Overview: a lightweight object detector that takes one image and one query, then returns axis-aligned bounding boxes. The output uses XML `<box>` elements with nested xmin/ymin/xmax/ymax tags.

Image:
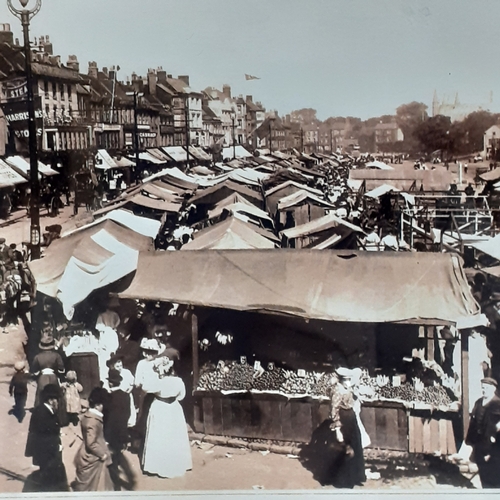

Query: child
<box><xmin>9</xmin><ymin>360</ymin><xmax>29</xmax><ymax>423</ymax></box>
<box><xmin>61</xmin><ymin>370</ymin><xmax>83</xmax><ymax>426</ymax></box>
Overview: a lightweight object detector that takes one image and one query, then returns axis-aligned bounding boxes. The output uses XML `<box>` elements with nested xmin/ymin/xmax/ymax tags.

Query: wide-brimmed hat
<box><xmin>42</xmin><ymin>384</ymin><xmax>60</xmax><ymax>400</ymax></box>
<box><xmin>106</xmin><ymin>354</ymin><xmax>124</xmax><ymax>368</ymax></box>
<box><xmin>481</xmin><ymin>377</ymin><xmax>498</xmax><ymax>388</ymax></box>
<box><xmin>107</xmin><ymin>368</ymin><xmax>123</xmax><ymax>386</ymax></box>
<box><xmin>39</xmin><ymin>335</ymin><xmax>56</xmax><ymax>350</ymax></box>
<box><xmin>140</xmin><ymin>338</ymin><xmax>161</xmax><ymax>352</ymax></box>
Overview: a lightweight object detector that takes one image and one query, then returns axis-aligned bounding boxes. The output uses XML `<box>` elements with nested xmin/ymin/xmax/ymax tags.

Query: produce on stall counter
<box><xmin>196</xmin><ymin>360</ymin><xmax>459</xmax><ymax>409</ymax></box>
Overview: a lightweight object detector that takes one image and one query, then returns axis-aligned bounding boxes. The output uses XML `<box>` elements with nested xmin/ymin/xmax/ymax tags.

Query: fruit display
<box><xmin>196</xmin><ymin>360</ymin><xmax>458</xmax><ymax>409</ymax></box>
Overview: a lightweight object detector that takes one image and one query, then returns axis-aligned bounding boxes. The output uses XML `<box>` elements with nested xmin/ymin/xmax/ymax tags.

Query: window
<box><xmin>53</xmin><ymin>105</ymin><xmax>57</xmax><ymax>120</ymax></box>
<box><xmin>44</xmin><ymin>80</ymin><xmax>49</xmax><ymax>98</ymax></box>
<box><xmin>59</xmin><ymin>84</ymin><xmax>64</xmax><ymax>99</ymax></box>
<box><xmin>67</xmin><ymin>84</ymin><xmax>72</xmax><ymax>99</ymax></box>
<box><xmin>52</xmin><ymin>82</ymin><xmax>57</xmax><ymax>98</ymax></box>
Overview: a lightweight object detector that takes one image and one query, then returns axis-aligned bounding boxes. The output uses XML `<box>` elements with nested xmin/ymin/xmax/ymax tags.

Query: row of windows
<box><xmin>43</xmin><ymin>80</ymin><xmax>73</xmax><ymax>101</ymax></box>
<box><xmin>46</xmin><ymin>130</ymin><xmax>88</xmax><ymax>151</ymax></box>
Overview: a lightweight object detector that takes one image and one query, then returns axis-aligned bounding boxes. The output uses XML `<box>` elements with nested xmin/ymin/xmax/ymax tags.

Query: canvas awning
<box><xmin>479</xmin><ymin>168</ymin><xmax>500</xmax><ymax>182</ymax></box>
<box><xmin>469</xmin><ymin>234</ymin><xmax>500</xmax><ymax>261</ymax></box>
<box><xmin>277</xmin><ymin>190</ymin><xmax>334</xmax><ymax>211</ymax></box>
<box><xmin>5</xmin><ymin>155</ymin><xmax>58</xmax><ymax>178</ymax></box>
<box><xmin>365</xmin><ymin>160</ymin><xmax>394</xmax><ymax>170</ymax></box>
<box><xmin>163</xmin><ymin>146</ymin><xmax>188</xmax><ymax>163</ymax></box>
<box><xmin>0</xmin><ymin>159</ymin><xmax>28</xmax><ymax>187</ymax></box>
<box><xmin>281</xmin><ymin>213</ymin><xmax>365</xmax><ymax>240</ymax></box>
<box><xmin>30</xmin><ymin>217</ymin><xmax>156</xmax><ymax>318</ymax></box>
<box><xmin>208</xmin><ymin>201</ymin><xmax>273</xmax><ymax>223</ymax></box>
<box><xmin>139</xmin><ymin>151</ymin><xmax>166</xmax><ymax>165</ymax></box>
<box><xmin>119</xmin><ymin>250</ymin><xmax>484</xmax><ymax>327</ymax></box>
<box><xmin>222</xmin><ymin>145</ymin><xmax>253</xmax><ymax>159</ymax></box>
<box><xmin>365</xmin><ymin>184</ymin><xmax>400</xmax><ymax>199</ymax></box>
<box><xmin>182</xmin><ymin>217</ymin><xmax>275</xmax><ymax>250</ymax></box>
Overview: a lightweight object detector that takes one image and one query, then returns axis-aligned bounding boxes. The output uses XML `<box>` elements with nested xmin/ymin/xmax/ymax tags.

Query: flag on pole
<box><xmin>245</xmin><ymin>74</ymin><xmax>260</xmax><ymax>81</ymax></box>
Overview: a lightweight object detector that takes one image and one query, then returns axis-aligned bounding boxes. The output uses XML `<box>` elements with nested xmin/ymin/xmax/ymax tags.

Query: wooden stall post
<box><xmin>192</xmin><ymin>311</ymin><xmax>199</xmax><ymax>390</ymax></box>
<box><xmin>461</xmin><ymin>329</ymin><xmax>470</xmax><ymax>439</ymax></box>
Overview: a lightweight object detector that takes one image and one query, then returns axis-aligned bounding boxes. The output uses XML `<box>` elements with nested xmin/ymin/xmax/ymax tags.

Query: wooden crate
<box><xmin>408</xmin><ymin>411</ymin><xmax>457</xmax><ymax>455</ymax></box>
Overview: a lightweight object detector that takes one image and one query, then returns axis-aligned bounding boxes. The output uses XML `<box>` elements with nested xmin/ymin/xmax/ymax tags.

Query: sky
<box><xmin>0</xmin><ymin>0</ymin><xmax>499</xmax><ymax>121</ymax></box>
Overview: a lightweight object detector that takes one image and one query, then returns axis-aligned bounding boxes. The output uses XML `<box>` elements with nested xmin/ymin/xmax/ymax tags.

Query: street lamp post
<box><xmin>126</xmin><ymin>90</ymin><xmax>143</xmax><ymax>183</ymax></box>
<box><xmin>230</xmin><ymin>110</ymin><xmax>236</xmax><ymax>160</ymax></box>
<box><xmin>7</xmin><ymin>0</ymin><xmax>42</xmax><ymax>260</ymax></box>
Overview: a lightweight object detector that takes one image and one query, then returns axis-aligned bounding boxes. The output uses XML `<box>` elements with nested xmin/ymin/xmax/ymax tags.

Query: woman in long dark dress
<box><xmin>326</xmin><ymin>368</ymin><xmax>366</xmax><ymax>488</ymax></box>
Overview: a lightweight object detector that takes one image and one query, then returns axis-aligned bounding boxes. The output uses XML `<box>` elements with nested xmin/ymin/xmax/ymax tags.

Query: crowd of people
<box><xmin>13</xmin><ymin>299</ymin><xmax>192</xmax><ymax>492</ymax></box>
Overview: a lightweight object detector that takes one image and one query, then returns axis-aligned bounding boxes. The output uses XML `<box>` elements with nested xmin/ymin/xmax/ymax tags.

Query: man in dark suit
<box><xmin>24</xmin><ymin>384</ymin><xmax>69</xmax><ymax>492</ymax></box>
<box><xmin>466</xmin><ymin>377</ymin><xmax>500</xmax><ymax>488</ymax></box>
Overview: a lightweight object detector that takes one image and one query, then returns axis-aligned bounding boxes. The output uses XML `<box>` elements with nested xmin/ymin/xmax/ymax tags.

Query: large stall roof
<box><xmin>469</xmin><ymin>234</ymin><xmax>500</xmax><ymax>261</ymax></box>
<box><xmin>162</xmin><ymin>146</ymin><xmax>188</xmax><ymax>163</ymax></box>
<box><xmin>190</xmin><ymin>180</ymin><xmax>262</xmax><ymax>206</ymax></box>
<box><xmin>182</xmin><ymin>217</ymin><xmax>275</xmax><ymax>250</ymax></box>
<box><xmin>222</xmin><ymin>145</ymin><xmax>253</xmax><ymax>159</ymax></box>
<box><xmin>119</xmin><ymin>250</ymin><xmax>483</xmax><ymax>327</ymax></box>
<box><xmin>479</xmin><ymin>168</ymin><xmax>500</xmax><ymax>182</ymax></box>
<box><xmin>277</xmin><ymin>190</ymin><xmax>334</xmax><ymax>211</ymax></box>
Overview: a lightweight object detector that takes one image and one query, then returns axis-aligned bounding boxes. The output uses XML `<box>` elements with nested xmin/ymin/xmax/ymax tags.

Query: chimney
<box><xmin>102</xmin><ymin>67</ymin><xmax>108</xmax><ymax>77</ymax></box>
<box><xmin>222</xmin><ymin>84</ymin><xmax>231</xmax><ymax>99</ymax></box>
<box><xmin>157</xmin><ymin>68</ymin><xmax>167</xmax><ymax>84</ymax></box>
<box><xmin>246</xmin><ymin>95</ymin><xmax>253</xmax><ymax>104</ymax></box>
<box><xmin>167</xmin><ymin>74</ymin><xmax>173</xmax><ymax>79</ymax></box>
<box><xmin>14</xmin><ymin>38</ymin><xmax>19</xmax><ymax>46</ymax></box>
<box><xmin>0</xmin><ymin>23</ymin><xmax>14</xmax><ymax>45</ymax></box>
<box><xmin>88</xmin><ymin>61</ymin><xmax>98</xmax><ymax>79</ymax></box>
<box><xmin>50</xmin><ymin>55</ymin><xmax>61</xmax><ymax>66</ymax></box>
<box><xmin>66</xmin><ymin>55</ymin><xmax>79</xmax><ymax>72</ymax></box>
<box><xmin>43</xmin><ymin>35</ymin><xmax>53</xmax><ymax>55</ymax></box>
<box><xmin>178</xmin><ymin>75</ymin><xmax>190</xmax><ymax>86</ymax></box>
<box><xmin>108</xmin><ymin>68</ymin><xmax>116</xmax><ymax>82</ymax></box>
<box><xmin>147</xmin><ymin>68</ymin><xmax>156</xmax><ymax>95</ymax></box>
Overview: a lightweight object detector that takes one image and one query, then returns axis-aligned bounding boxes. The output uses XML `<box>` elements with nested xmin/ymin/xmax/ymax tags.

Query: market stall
<box><xmin>119</xmin><ymin>249</ymin><xmax>486</xmax><ymax>454</ymax></box>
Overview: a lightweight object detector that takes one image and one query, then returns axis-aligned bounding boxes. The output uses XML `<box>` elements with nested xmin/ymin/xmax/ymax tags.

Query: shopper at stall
<box><xmin>32</xmin><ymin>329</ymin><xmax>65</xmax><ymax>407</ymax></box>
<box><xmin>24</xmin><ymin>384</ymin><xmax>69</xmax><ymax>492</ymax></box>
<box><xmin>325</xmin><ymin>368</ymin><xmax>366</xmax><ymax>488</ymax></box>
<box><xmin>95</xmin><ymin>320</ymin><xmax>119</xmax><ymax>384</ymax></box>
<box><xmin>141</xmin><ymin>356</ymin><xmax>192</xmax><ymax>478</ymax></box>
<box><xmin>469</xmin><ymin>330</ymin><xmax>493</xmax><ymax>410</ymax></box>
<box><xmin>132</xmin><ymin>338</ymin><xmax>162</xmax><ymax>454</ymax></box>
<box><xmin>104</xmin><ymin>369</ymin><xmax>136</xmax><ymax>491</ymax></box>
<box><xmin>72</xmin><ymin>387</ymin><xmax>113</xmax><ymax>492</ymax></box>
<box><xmin>465</xmin><ymin>377</ymin><xmax>500</xmax><ymax>488</ymax></box>
<box><xmin>105</xmin><ymin>354</ymin><xmax>136</xmax><ymax>428</ymax></box>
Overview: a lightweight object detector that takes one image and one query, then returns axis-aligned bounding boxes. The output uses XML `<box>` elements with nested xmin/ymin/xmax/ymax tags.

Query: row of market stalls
<box><xmin>24</xmin><ymin>147</ymin><xmax>497</xmax><ymax>456</ymax></box>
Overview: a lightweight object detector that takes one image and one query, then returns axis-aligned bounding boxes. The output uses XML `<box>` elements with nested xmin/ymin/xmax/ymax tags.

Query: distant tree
<box><xmin>290</xmin><ymin>108</ymin><xmax>317</xmax><ymax>125</ymax></box>
<box><xmin>459</xmin><ymin>111</ymin><xmax>497</xmax><ymax>153</ymax></box>
<box><xmin>358</xmin><ymin>132</ymin><xmax>375</xmax><ymax>153</ymax></box>
<box><xmin>414</xmin><ymin>115</ymin><xmax>452</xmax><ymax>155</ymax></box>
<box><xmin>396</xmin><ymin>101</ymin><xmax>428</xmax><ymax>152</ymax></box>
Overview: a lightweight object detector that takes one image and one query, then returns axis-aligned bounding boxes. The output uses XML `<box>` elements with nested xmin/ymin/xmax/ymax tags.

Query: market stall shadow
<box><xmin>298</xmin><ymin>419</ymin><xmax>349</xmax><ymax>487</ymax></box>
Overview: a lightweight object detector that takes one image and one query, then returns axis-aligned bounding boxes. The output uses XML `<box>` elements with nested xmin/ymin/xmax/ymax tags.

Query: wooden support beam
<box><xmin>192</xmin><ymin>311</ymin><xmax>199</xmax><ymax>391</ymax></box>
<box><xmin>461</xmin><ymin>329</ymin><xmax>470</xmax><ymax>440</ymax></box>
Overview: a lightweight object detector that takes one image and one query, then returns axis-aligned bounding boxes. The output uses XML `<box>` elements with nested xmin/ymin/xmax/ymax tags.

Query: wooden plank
<box><xmin>438</xmin><ymin>417</ymin><xmax>448</xmax><ymax>455</ymax></box>
<box><xmin>211</xmin><ymin>396</ymin><xmax>224</xmax><ymax>435</ymax></box>
<box><xmin>238</xmin><ymin>398</ymin><xmax>253</xmax><ymax>438</ymax></box>
<box><xmin>202</xmin><ymin>397</ymin><xmax>214</xmax><ymax>435</ymax></box>
<box><xmin>374</xmin><ymin>406</ymin><xmax>390</xmax><ymax>448</ymax></box>
<box><xmin>412</xmin><ymin>416</ymin><xmax>424</xmax><ymax>453</ymax></box>
<box><xmin>430</xmin><ymin>418</ymin><xmax>440</xmax><ymax>454</ymax></box>
<box><xmin>280</xmin><ymin>400</ymin><xmax>293</xmax><ymax>441</ymax></box>
<box><xmin>221</xmin><ymin>397</ymin><xmax>233</xmax><ymax>435</ymax></box>
<box><xmin>397</xmin><ymin>407</ymin><xmax>408</xmax><ymax>451</ymax></box>
<box><xmin>423</xmin><ymin>418</ymin><xmax>432</xmax><ymax>453</ymax></box>
<box><xmin>253</xmin><ymin>399</ymin><xmax>279</xmax><ymax>440</ymax></box>
<box><xmin>290</xmin><ymin>401</ymin><xmax>312</xmax><ymax>443</ymax></box>
<box><xmin>447</xmin><ymin>417</ymin><xmax>457</xmax><ymax>455</ymax></box>
<box><xmin>360</xmin><ymin>407</ymin><xmax>377</xmax><ymax>448</ymax></box>
<box><xmin>408</xmin><ymin>414</ymin><xmax>415</xmax><ymax>453</ymax></box>
<box><xmin>193</xmin><ymin>398</ymin><xmax>204</xmax><ymax>434</ymax></box>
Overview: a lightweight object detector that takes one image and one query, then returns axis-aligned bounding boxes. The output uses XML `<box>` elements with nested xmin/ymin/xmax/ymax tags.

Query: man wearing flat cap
<box><xmin>24</xmin><ymin>384</ymin><xmax>69</xmax><ymax>491</ymax></box>
<box><xmin>465</xmin><ymin>377</ymin><xmax>500</xmax><ymax>488</ymax></box>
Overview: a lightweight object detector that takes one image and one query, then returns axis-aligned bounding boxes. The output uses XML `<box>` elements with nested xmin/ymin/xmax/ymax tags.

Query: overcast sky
<box><xmin>1</xmin><ymin>0</ymin><xmax>499</xmax><ymax>120</ymax></box>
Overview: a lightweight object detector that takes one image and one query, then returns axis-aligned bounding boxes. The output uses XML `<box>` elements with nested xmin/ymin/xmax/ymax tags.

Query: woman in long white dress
<box><xmin>141</xmin><ymin>356</ymin><xmax>192</xmax><ymax>478</ymax></box>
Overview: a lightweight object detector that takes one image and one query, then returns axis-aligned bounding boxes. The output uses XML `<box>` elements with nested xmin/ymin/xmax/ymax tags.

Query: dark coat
<box><xmin>466</xmin><ymin>394</ymin><xmax>500</xmax><ymax>488</ymax></box>
<box><xmin>25</xmin><ymin>403</ymin><xmax>61</xmax><ymax>466</ymax></box>
<box><xmin>104</xmin><ymin>389</ymin><xmax>131</xmax><ymax>451</ymax></box>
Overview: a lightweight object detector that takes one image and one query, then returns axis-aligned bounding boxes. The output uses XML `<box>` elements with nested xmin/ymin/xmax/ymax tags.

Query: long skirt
<box><xmin>73</xmin><ymin>450</ymin><xmax>113</xmax><ymax>491</ymax></box>
<box><xmin>141</xmin><ymin>398</ymin><xmax>192</xmax><ymax>478</ymax></box>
